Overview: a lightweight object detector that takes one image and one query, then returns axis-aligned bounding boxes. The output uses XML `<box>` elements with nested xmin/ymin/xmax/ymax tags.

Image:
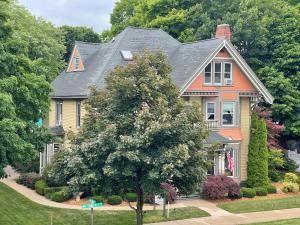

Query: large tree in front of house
<box><xmin>68</xmin><ymin>50</ymin><xmax>208</xmax><ymax>225</ymax></box>
<box><xmin>247</xmin><ymin>113</ymin><xmax>269</xmax><ymax>187</ymax></box>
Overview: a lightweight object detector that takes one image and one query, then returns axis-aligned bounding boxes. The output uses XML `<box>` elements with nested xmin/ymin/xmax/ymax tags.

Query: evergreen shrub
<box><xmin>241</xmin><ymin>188</ymin><xmax>256</xmax><ymax>198</ymax></box>
<box><xmin>35</xmin><ymin>180</ymin><xmax>48</xmax><ymax>195</ymax></box>
<box><xmin>107</xmin><ymin>195</ymin><xmax>122</xmax><ymax>205</ymax></box>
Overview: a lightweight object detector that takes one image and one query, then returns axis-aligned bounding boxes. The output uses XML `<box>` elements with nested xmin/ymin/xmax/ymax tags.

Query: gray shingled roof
<box><xmin>51</xmin><ymin>27</ymin><xmax>224</xmax><ymax>98</ymax></box>
<box><xmin>205</xmin><ymin>131</ymin><xmax>232</xmax><ymax>144</ymax></box>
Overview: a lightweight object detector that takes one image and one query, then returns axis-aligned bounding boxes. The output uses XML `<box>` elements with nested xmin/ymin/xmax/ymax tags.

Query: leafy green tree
<box><xmin>0</xmin><ymin>1</ymin><xmax>63</xmax><ymax>177</ymax></box>
<box><xmin>247</xmin><ymin>113</ymin><xmax>269</xmax><ymax>187</ymax></box>
<box><xmin>61</xmin><ymin>50</ymin><xmax>208</xmax><ymax>225</ymax></box>
<box><xmin>60</xmin><ymin>26</ymin><xmax>101</xmax><ymax>62</ymax></box>
<box><xmin>106</xmin><ymin>0</ymin><xmax>300</xmax><ymax>139</ymax></box>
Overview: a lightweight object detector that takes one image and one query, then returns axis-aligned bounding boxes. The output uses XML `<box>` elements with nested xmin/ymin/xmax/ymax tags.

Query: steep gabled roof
<box><xmin>51</xmin><ymin>27</ymin><xmax>273</xmax><ymax>103</ymax></box>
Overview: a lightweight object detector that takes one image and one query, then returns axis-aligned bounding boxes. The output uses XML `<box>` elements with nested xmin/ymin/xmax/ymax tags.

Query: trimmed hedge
<box><xmin>17</xmin><ymin>173</ymin><xmax>41</xmax><ymax>189</ymax></box>
<box><xmin>125</xmin><ymin>193</ymin><xmax>137</xmax><ymax>202</ymax></box>
<box><xmin>254</xmin><ymin>187</ymin><xmax>268</xmax><ymax>196</ymax></box>
<box><xmin>241</xmin><ymin>188</ymin><xmax>256</xmax><ymax>198</ymax></box>
<box><xmin>44</xmin><ymin>187</ymin><xmax>64</xmax><ymax>195</ymax></box>
<box><xmin>107</xmin><ymin>195</ymin><xmax>122</xmax><ymax>205</ymax></box>
<box><xmin>49</xmin><ymin>187</ymin><xmax>72</xmax><ymax>202</ymax></box>
<box><xmin>35</xmin><ymin>180</ymin><xmax>48</xmax><ymax>195</ymax></box>
<box><xmin>267</xmin><ymin>185</ymin><xmax>277</xmax><ymax>194</ymax></box>
<box><xmin>92</xmin><ymin>195</ymin><xmax>105</xmax><ymax>203</ymax></box>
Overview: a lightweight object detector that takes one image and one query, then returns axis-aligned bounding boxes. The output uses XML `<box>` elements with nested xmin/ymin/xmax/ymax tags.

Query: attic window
<box><xmin>74</xmin><ymin>56</ymin><xmax>80</xmax><ymax>70</ymax></box>
<box><xmin>121</xmin><ymin>50</ymin><xmax>133</xmax><ymax>61</ymax></box>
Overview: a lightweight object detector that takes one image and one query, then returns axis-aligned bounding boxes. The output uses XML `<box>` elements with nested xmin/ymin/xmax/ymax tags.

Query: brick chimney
<box><xmin>215</xmin><ymin>24</ymin><xmax>231</xmax><ymax>41</ymax></box>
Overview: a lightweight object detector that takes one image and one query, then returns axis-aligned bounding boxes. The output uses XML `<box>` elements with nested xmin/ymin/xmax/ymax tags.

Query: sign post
<box><xmin>82</xmin><ymin>199</ymin><xmax>104</xmax><ymax>225</ymax></box>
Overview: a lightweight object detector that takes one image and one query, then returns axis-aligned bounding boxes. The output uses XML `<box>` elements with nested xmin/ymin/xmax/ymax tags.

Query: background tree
<box><xmin>105</xmin><ymin>0</ymin><xmax>300</xmax><ymax>141</ymax></box>
<box><xmin>60</xmin><ymin>26</ymin><xmax>101</xmax><ymax>62</ymax></box>
<box><xmin>247</xmin><ymin>113</ymin><xmax>269</xmax><ymax>187</ymax></box>
<box><xmin>57</xmin><ymin>50</ymin><xmax>208</xmax><ymax>225</ymax></box>
<box><xmin>0</xmin><ymin>0</ymin><xmax>64</xmax><ymax>177</ymax></box>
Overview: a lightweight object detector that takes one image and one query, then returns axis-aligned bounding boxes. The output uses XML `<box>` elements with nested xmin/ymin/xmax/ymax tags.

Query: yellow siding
<box><xmin>62</xmin><ymin>100</ymin><xmax>77</xmax><ymax>133</ymax></box>
<box><xmin>240</xmin><ymin>97</ymin><xmax>251</xmax><ymax>181</ymax></box>
<box><xmin>188</xmin><ymin>96</ymin><xmax>202</xmax><ymax>108</ymax></box>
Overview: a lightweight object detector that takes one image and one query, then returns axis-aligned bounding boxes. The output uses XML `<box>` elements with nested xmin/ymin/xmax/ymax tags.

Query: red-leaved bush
<box><xmin>202</xmin><ymin>175</ymin><xmax>240</xmax><ymax>200</ymax></box>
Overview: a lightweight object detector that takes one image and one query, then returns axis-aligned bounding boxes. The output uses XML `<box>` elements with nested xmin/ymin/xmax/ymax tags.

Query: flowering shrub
<box><xmin>282</xmin><ymin>182</ymin><xmax>299</xmax><ymax>193</ymax></box>
<box><xmin>202</xmin><ymin>175</ymin><xmax>240</xmax><ymax>200</ymax></box>
<box><xmin>284</xmin><ymin>173</ymin><xmax>298</xmax><ymax>183</ymax></box>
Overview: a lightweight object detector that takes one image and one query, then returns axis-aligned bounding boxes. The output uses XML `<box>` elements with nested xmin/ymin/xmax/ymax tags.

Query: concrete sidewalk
<box><xmin>2</xmin><ymin>167</ymin><xmax>300</xmax><ymax>225</ymax></box>
<box><xmin>149</xmin><ymin>199</ymin><xmax>300</xmax><ymax>225</ymax></box>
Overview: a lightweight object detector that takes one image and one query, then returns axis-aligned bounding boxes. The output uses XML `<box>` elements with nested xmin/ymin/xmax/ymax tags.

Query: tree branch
<box><xmin>127</xmin><ymin>200</ymin><xmax>137</xmax><ymax>212</ymax></box>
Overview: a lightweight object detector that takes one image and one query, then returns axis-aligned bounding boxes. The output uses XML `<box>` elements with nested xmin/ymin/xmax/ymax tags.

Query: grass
<box><xmin>0</xmin><ymin>182</ymin><xmax>209</xmax><ymax>225</ymax></box>
<box><xmin>247</xmin><ymin>218</ymin><xmax>300</xmax><ymax>225</ymax></box>
<box><xmin>218</xmin><ymin>195</ymin><xmax>300</xmax><ymax>213</ymax></box>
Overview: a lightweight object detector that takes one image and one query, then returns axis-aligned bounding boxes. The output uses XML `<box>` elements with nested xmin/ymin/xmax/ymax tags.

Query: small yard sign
<box><xmin>82</xmin><ymin>199</ymin><xmax>103</xmax><ymax>225</ymax></box>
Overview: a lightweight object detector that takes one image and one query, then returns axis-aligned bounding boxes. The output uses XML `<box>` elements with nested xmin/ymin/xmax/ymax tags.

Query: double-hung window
<box><xmin>224</xmin><ymin>62</ymin><xmax>232</xmax><ymax>85</ymax></box>
<box><xmin>204</xmin><ymin>61</ymin><xmax>233</xmax><ymax>85</ymax></box>
<box><xmin>222</xmin><ymin>102</ymin><xmax>235</xmax><ymax>125</ymax></box>
<box><xmin>56</xmin><ymin>101</ymin><xmax>63</xmax><ymax>126</ymax></box>
<box><xmin>206</xmin><ymin>102</ymin><xmax>216</xmax><ymax>121</ymax></box>
<box><xmin>76</xmin><ymin>100</ymin><xmax>81</xmax><ymax>128</ymax></box>
<box><xmin>214</xmin><ymin>62</ymin><xmax>222</xmax><ymax>84</ymax></box>
<box><xmin>204</xmin><ymin>63</ymin><xmax>212</xmax><ymax>84</ymax></box>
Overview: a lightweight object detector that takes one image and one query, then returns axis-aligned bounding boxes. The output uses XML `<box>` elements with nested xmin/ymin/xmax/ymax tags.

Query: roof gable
<box><xmin>180</xmin><ymin>40</ymin><xmax>274</xmax><ymax>104</ymax></box>
<box><xmin>67</xmin><ymin>46</ymin><xmax>85</xmax><ymax>72</ymax></box>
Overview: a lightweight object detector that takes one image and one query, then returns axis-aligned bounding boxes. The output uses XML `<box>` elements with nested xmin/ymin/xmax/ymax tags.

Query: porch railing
<box><xmin>206</xmin><ymin>120</ymin><xmax>219</xmax><ymax>129</ymax></box>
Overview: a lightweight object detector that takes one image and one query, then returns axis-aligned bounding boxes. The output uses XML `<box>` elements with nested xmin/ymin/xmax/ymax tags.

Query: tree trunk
<box><xmin>136</xmin><ymin>184</ymin><xmax>144</xmax><ymax>225</ymax></box>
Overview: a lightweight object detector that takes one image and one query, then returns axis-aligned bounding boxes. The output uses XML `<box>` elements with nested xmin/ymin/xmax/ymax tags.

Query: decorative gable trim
<box><xmin>179</xmin><ymin>40</ymin><xmax>274</xmax><ymax>104</ymax></box>
<box><xmin>66</xmin><ymin>45</ymin><xmax>85</xmax><ymax>72</ymax></box>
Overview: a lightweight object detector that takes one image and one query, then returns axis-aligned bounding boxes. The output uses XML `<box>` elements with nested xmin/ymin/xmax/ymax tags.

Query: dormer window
<box><xmin>74</xmin><ymin>56</ymin><xmax>80</xmax><ymax>70</ymax></box>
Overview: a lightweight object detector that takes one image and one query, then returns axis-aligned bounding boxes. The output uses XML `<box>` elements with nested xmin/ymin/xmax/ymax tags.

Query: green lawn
<box><xmin>0</xmin><ymin>182</ymin><xmax>209</xmax><ymax>225</ymax></box>
<box><xmin>218</xmin><ymin>195</ymin><xmax>300</xmax><ymax>213</ymax></box>
<box><xmin>247</xmin><ymin>218</ymin><xmax>300</xmax><ymax>225</ymax></box>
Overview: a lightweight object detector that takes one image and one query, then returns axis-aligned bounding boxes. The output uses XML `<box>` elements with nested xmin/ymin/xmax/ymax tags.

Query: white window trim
<box><xmin>56</xmin><ymin>101</ymin><xmax>63</xmax><ymax>126</ymax></box>
<box><xmin>221</xmin><ymin>101</ymin><xmax>235</xmax><ymax>126</ymax></box>
<box><xmin>206</xmin><ymin>102</ymin><xmax>216</xmax><ymax>121</ymax></box>
<box><xmin>204</xmin><ymin>63</ymin><xmax>212</xmax><ymax>84</ymax></box>
<box><xmin>224</xmin><ymin>62</ymin><xmax>233</xmax><ymax>85</ymax></box>
<box><xmin>74</xmin><ymin>56</ymin><xmax>80</xmax><ymax>70</ymax></box>
<box><xmin>76</xmin><ymin>100</ymin><xmax>81</xmax><ymax>128</ymax></box>
<box><xmin>213</xmin><ymin>61</ymin><xmax>222</xmax><ymax>85</ymax></box>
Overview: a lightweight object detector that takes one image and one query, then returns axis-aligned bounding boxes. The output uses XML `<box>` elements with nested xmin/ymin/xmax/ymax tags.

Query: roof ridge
<box><xmin>126</xmin><ymin>26</ymin><xmax>161</xmax><ymax>31</ymax></box>
<box><xmin>181</xmin><ymin>37</ymin><xmax>224</xmax><ymax>45</ymax></box>
<box><xmin>75</xmin><ymin>41</ymin><xmax>103</xmax><ymax>45</ymax></box>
